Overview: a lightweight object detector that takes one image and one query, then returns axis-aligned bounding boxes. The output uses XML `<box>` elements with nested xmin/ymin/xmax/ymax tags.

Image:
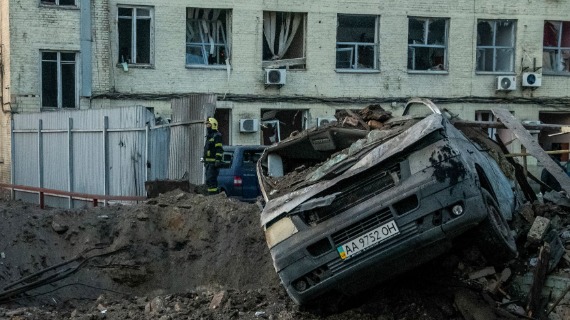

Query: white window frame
<box><xmin>475</xmin><ymin>111</ymin><xmax>497</xmax><ymax>140</ymax></box>
<box><xmin>117</xmin><ymin>6</ymin><xmax>154</xmax><ymax>66</ymax></box>
<box><xmin>407</xmin><ymin>17</ymin><xmax>449</xmax><ymax>73</ymax></box>
<box><xmin>41</xmin><ymin>51</ymin><xmax>78</xmax><ymax>109</ymax></box>
<box><xmin>186</xmin><ymin>8</ymin><xmax>232</xmax><ymax>69</ymax></box>
<box><xmin>476</xmin><ymin>19</ymin><xmax>516</xmax><ymax>73</ymax></box>
<box><xmin>336</xmin><ymin>14</ymin><xmax>380</xmax><ymax>72</ymax></box>
<box><xmin>543</xmin><ymin>21</ymin><xmax>570</xmax><ymax>75</ymax></box>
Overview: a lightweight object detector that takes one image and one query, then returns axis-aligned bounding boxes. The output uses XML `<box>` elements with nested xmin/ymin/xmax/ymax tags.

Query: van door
<box><xmin>240</xmin><ymin>149</ymin><xmax>263</xmax><ymax>200</ymax></box>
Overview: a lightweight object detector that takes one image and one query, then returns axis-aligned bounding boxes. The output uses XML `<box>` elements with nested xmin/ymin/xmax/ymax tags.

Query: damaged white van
<box><xmin>256</xmin><ymin>98</ymin><xmax>520</xmax><ymax>305</ymax></box>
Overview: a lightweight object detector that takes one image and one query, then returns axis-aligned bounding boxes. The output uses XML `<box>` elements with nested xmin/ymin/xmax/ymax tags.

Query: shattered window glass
<box><xmin>543</xmin><ymin>21</ymin><xmax>570</xmax><ymax>74</ymax></box>
<box><xmin>336</xmin><ymin>14</ymin><xmax>379</xmax><ymax>70</ymax></box>
<box><xmin>262</xmin><ymin>11</ymin><xmax>307</xmax><ymax>69</ymax></box>
<box><xmin>118</xmin><ymin>6</ymin><xmax>153</xmax><ymax>65</ymax></box>
<box><xmin>186</xmin><ymin>8</ymin><xmax>231</xmax><ymax>67</ymax></box>
<box><xmin>407</xmin><ymin>17</ymin><xmax>449</xmax><ymax>71</ymax></box>
<box><xmin>476</xmin><ymin>20</ymin><xmax>516</xmax><ymax>72</ymax></box>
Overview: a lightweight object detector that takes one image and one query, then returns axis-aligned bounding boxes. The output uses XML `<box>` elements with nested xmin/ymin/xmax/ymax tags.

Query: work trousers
<box><xmin>205</xmin><ymin>163</ymin><xmax>219</xmax><ymax>195</ymax></box>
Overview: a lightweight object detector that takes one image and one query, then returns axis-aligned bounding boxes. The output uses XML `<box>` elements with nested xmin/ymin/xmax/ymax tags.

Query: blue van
<box><xmin>218</xmin><ymin>145</ymin><xmax>266</xmax><ymax>202</ymax></box>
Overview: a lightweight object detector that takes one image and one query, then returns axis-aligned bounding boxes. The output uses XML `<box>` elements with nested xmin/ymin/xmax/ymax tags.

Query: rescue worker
<box><xmin>203</xmin><ymin>117</ymin><xmax>223</xmax><ymax>195</ymax></box>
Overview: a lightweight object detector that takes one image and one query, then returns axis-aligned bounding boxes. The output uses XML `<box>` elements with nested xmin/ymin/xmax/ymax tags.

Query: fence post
<box><xmin>145</xmin><ymin>123</ymin><xmax>150</xmax><ymax>185</ymax></box>
<box><xmin>10</xmin><ymin>117</ymin><xmax>15</xmax><ymax>200</ymax></box>
<box><xmin>38</xmin><ymin>119</ymin><xmax>43</xmax><ymax>206</ymax></box>
<box><xmin>68</xmin><ymin>117</ymin><xmax>73</xmax><ymax>208</ymax></box>
<box><xmin>103</xmin><ymin>116</ymin><xmax>108</xmax><ymax>207</ymax></box>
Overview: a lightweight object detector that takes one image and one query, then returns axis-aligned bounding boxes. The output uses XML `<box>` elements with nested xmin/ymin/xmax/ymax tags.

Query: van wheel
<box><xmin>477</xmin><ymin>189</ymin><xmax>517</xmax><ymax>264</ymax></box>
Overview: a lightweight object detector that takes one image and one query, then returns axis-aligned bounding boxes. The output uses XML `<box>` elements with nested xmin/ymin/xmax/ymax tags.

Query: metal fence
<box><xmin>11</xmin><ymin>95</ymin><xmax>216</xmax><ymax>208</ymax></box>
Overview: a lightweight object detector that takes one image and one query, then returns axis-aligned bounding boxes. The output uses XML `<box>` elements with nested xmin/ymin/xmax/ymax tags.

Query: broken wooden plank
<box><xmin>492</xmin><ymin>108</ymin><xmax>570</xmax><ymax>195</ymax></box>
<box><xmin>526</xmin><ymin>243</ymin><xmax>550</xmax><ymax>319</ymax></box>
<box><xmin>496</xmin><ymin>135</ymin><xmax>537</xmax><ymax>202</ymax></box>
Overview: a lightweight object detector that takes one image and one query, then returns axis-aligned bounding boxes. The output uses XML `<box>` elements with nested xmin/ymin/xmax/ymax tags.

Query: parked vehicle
<box><xmin>256</xmin><ymin>98</ymin><xmax>521</xmax><ymax>304</ymax></box>
<box><xmin>218</xmin><ymin>145</ymin><xmax>266</xmax><ymax>202</ymax></box>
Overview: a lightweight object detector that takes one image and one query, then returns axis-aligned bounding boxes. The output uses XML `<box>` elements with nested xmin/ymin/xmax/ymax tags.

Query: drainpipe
<box><xmin>80</xmin><ymin>0</ymin><xmax>92</xmax><ymax>99</ymax></box>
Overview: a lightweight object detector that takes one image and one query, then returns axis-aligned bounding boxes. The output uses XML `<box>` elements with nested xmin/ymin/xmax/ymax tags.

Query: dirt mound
<box><xmin>0</xmin><ymin>190</ymin><xmax>278</xmax><ymax>303</ymax></box>
<box><xmin>1</xmin><ymin>191</ymin><xmax>570</xmax><ymax>319</ymax></box>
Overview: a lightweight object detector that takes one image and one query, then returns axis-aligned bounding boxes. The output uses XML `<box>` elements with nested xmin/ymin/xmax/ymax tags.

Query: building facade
<box><xmin>1</xmin><ymin>0</ymin><xmax>570</xmax><ymax>183</ymax></box>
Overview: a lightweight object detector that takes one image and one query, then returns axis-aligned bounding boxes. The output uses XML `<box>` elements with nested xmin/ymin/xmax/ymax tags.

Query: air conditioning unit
<box><xmin>317</xmin><ymin>117</ymin><xmax>337</xmax><ymax>127</ymax></box>
<box><xmin>497</xmin><ymin>76</ymin><xmax>517</xmax><ymax>91</ymax></box>
<box><xmin>522</xmin><ymin>72</ymin><xmax>542</xmax><ymax>87</ymax></box>
<box><xmin>265</xmin><ymin>69</ymin><xmax>286</xmax><ymax>85</ymax></box>
<box><xmin>239</xmin><ymin>118</ymin><xmax>259</xmax><ymax>133</ymax></box>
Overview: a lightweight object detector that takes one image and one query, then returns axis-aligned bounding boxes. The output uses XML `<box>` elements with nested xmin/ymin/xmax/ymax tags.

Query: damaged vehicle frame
<box><xmin>257</xmin><ymin>98</ymin><xmax>519</xmax><ymax>304</ymax></box>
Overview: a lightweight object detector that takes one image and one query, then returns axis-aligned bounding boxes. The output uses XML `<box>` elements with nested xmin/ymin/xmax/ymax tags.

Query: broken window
<box><xmin>260</xmin><ymin>110</ymin><xmax>307</xmax><ymax>145</ymax></box>
<box><xmin>476</xmin><ymin>20</ymin><xmax>516</xmax><ymax>72</ymax></box>
<box><xmin>336</xmin><ymin>14</ymin><xmax>379</xmax><ymax>70</ymax></box>
<box><xmin>41</xmin><ymin>51</ymin><xmax>76</xmax><ymax>109</ymax></box>
<box><xmin>407</xmin><ymin>17</ymin><xmax>448</xmax><ymax>71</ymax></box>
<box><xmin>41</xmin><ymin>0</ymin><xmax>75</xmax><ymax>5</ymax></box>
<box><xmin>262</xmin><ymin>11</ymin><xmax>306</xmax><ymax>69</ymax></box>
<box><xmin>475</xmin><ymin>111</ymin><xmax>497</xmax><ymax>140</ymax></box>
<box><xmin>186</xmin><ymin>8</ymin><xmax>231</xmax><ymax>67</ymax></box>
<box><xmin>118</xmin><ymin>6</ymin><xmax>153</xmax><ymax>65</ymax></box>
<box><xmin>543</xmin><ymin>21</ymin><xmax>570</xmax><ymax>74</ymax></box>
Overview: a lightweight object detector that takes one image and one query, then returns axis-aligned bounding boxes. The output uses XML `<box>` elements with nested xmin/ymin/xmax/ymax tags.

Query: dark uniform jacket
<box><xmin>204</xmin><ymin>130</ymin><xmax>223</xmax><ymax>164</ymax></box>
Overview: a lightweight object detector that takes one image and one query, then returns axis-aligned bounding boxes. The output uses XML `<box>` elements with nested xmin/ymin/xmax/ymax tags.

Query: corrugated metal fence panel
<box><xmin>12</xmin><ymin>131</ymin><xmax>39</xmax><ymax>187</ymax></box>
<box><xmin>106</xmin><ymin>107</ymin><xmax>152</xmax><ymax>196</ymax></box>
<box><xmin>169</xmin><ymin>95</ymin><xmax>216</xmax><ymax>184</ymax></box>
<box><xmin>12</xmin><ymin>107</ymin><xmax>155</xmax><ymax>201</ymax></box>
<box><xmin>148</xmin><ymin>126</ymin><xmax>169</xmax><ymax>181</ymax></box>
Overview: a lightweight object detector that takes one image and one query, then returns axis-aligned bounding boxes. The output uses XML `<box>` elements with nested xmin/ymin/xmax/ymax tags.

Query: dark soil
<box><xmin>1</xmin><ymin>190</ymin><xmax>569</xmax><ymax>320</ymax></box>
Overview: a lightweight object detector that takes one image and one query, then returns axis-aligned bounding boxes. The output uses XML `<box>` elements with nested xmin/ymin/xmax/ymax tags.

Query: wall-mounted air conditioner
<box><xmin>522</xmin><ymin>72</ymin><xmax>542</xmax><ymax>87</ymax></box>
<box><xmin>497</xmin><ymin>76</ymin><xmax>517</xmax><ymax>91</ymax></box>
<box><xmin>317</xmin><ymin>117</ymin><xmax>337</xmax><ymax>127</ymax></box>
<box><xmin>265</xmin><ymin>69</ymin><xmax>286</xmax><ymax>85</ymax></box>
<box><xmin>239</xmin><ymin>118</ymin><xmax>259</xmax><ymax>133</ymax></box>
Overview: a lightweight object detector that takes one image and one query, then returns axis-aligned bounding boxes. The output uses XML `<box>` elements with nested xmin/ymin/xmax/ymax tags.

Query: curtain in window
<box><xmin>263</xmin><ymin>12</ymin><xmax>301</xmax><ymax>60</ymax></box>
<box><xmin>186</xmin><ymin>8</ymin><xmax>231</xmax><ymax>65</ymax></box>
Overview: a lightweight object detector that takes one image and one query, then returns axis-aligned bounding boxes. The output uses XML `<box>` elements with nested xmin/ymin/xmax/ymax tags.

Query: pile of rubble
<box><xmin>0</xmin><ymin>188</ymin><xmax>567</xmax><ymax>319</ymax></box>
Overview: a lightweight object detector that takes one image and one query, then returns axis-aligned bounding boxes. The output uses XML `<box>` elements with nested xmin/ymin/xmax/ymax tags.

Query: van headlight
<box><xmin>265</xmin><ymin>216</ymin><xmax>298</xmax><ymax>248</ymax></box>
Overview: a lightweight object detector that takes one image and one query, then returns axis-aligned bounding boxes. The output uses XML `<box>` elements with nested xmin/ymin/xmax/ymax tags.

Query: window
<box><xmin>408</xmin><ymin>17</ymin><xmax>448</xmax><ymax>71</ymax></box>
<box><xmin>41</xmin><ymin>51</ymin><xmax>76</xmax><ymax>109</ymax></box>
<box><xmin>336</xmin><ymin>14</ymin><xmax>379</xmax><ymax>70</ymax></box>
<box><xmin>41</xmin><ymin>0</ymin><xmax>75</xmax><ymax>5</ymax></box>
<box><xmin>543</xmin><ymin>21</ymin><xmax>570</xmax><ymax>74</ymax></box>
<box><xmin>118</xmin><ymin>6</ymin><xmax>153</xmax><ymax>65</ymax></box>
<box><xmin>475</xmin><ymin>111</ymin><xmax>497</xmax><ymax>140</ymax></box>
<box><xmin>186</xmin><ymin>8</ymin><xmax>231</xmax><ymax>67</ymax></box>
<box><xmin>262</xmin><ymin>11</ymin><xmax>306</xmax><ymax>69</ymax></box>
<box><xmin>476</xmin><ymin>20</ymin><xmax>516</xmax><ymax>73</ymax></box>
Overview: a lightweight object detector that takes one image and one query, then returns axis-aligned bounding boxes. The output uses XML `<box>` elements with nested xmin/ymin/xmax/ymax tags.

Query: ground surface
<box><xmin>0</xmin><ymin>190</ymin><xmax>569</xmax><ymax>320</ymax></box>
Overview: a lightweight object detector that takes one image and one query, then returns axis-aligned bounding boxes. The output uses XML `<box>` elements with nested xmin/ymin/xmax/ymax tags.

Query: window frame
<box><xmin>186</xmin><ymin>8</ymin><xmax>232</xmax><ymax>69</ymax></box>
<box><xmin>543</xmin><ymin>20</ymin><xmax>570</xmax><ymax>76</ymax></box>
<box><xmin>335</xmin><ymin>14</ymin><xmax>380</xmax><ymax>73</ymax></box>
<box><xmin>40</xmin><ymin>51</ymin><xmax>78</xmax><ymax>109</ymax></box>
<box><xmin>40</xmin><ymin>0</ymin><xmax>76</xmax><ymax>6</ymax></box>
<box><xmin>117</xmin><ymin>6</ymin><xmax>154</xmax><ymax>67</ymax></box>
<box><xmin>407</xmin><ymin>17</ymin><xmax>449</xmax><ymax>73</ymax></box>
<box><xmin>262</xmin><ymin>11</ymin><xmax>307</xmax><ymax>70</ymax></box>
<box><xmin>475</xmin><ymin>19</ymin><xmax>516</xmax><ymax>74</ymax></box>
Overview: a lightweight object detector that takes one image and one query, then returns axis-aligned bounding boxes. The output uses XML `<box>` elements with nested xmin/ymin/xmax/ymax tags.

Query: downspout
<box><xmin>80</xmin><ymin>0</ymin><xmax>92</xmax><ymax>100</ymax></box>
